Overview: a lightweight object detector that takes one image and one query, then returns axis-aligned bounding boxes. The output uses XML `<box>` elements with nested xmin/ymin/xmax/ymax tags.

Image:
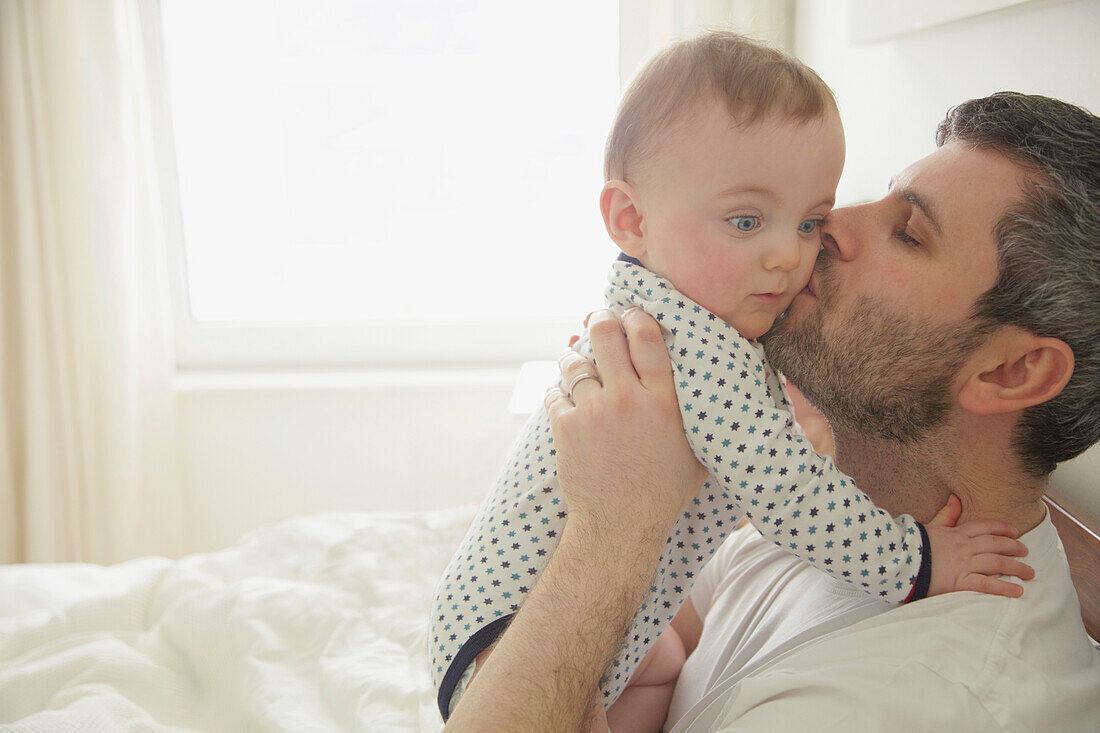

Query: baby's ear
<box><xmin>600</xmin><ymin>181</ymin><xmax>646</xmax><ymax>258</ymax></box>
<box><xmin>958</xmin><ymin>328</ymin><xmax>1074</xmax><ymax>415</ymax></box>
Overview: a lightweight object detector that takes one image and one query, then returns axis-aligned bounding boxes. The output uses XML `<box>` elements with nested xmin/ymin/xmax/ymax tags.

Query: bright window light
<box><xmin>161</xmin><ymin>0</ymin><xmax>621</xmax><ymax>325</ymax></box>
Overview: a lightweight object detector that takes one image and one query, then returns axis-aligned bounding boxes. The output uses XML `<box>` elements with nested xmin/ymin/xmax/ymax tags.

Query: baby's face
<box><xmin>632</xmin><ymin>100</ymin><xmax>845</xmax><ymax>339</ymax></box>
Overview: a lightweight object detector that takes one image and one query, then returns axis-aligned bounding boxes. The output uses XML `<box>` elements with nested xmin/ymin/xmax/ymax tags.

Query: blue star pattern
<box><xmin>429</xmin><ymin>260</ymin><xmax>926</xmax><ymax>718</ymax></box>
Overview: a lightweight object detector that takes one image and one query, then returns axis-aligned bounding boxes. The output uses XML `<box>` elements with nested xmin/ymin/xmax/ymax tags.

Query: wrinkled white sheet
<box><xmin>0</xmin><ymin>507</ymin><xmax>478</xmax><ymax>732</ymax></box>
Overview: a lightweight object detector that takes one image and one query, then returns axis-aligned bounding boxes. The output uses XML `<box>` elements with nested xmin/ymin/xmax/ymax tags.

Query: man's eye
<box><xmin>894</xmin><ymin>229</ymin><xmax>921</xmax><ymax>247</ymax></box>
<box><xmin>728</xmin><ymin>215</ymin><xmax>760</xmax><ymax>232</ymax></box>
<box><xmin>798</xmin><ymin>218</ymin><xmax>823</xmax><ymax>234</ymax></box>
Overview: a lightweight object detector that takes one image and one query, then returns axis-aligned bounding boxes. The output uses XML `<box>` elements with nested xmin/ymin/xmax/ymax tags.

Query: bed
<box><xmin>0</xmin><ymin>507</ymin><xmax>476</xmax><ymax>732</ymax></box>
<box><xmin>1</xmin><ymin>494</ymin><xmax>1097</xmax><ymax>731</ymax></box>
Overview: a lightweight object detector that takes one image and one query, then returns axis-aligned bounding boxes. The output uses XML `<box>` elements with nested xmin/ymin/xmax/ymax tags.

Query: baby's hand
<box><xmin>925</xmin><ymin>495</ymin><xmax>1035</xmax><ymax>598</ymax></box>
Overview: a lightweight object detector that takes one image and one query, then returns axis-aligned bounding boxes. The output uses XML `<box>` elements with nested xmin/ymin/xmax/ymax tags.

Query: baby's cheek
<box><xmin>792</xmin><ymin>262</ymin><xmax>814</xmax><ymax>291</ymax></box>
<box><xmin>656</xmin><ymin>232</ymin><xmax>757</xmax><ymax>312</ymax></box>
<box><xmin>677</xmin><ymin>258</ymin><xmax>751</xmax><ymax>313</ymax></box>
<box><xmin>785</xmin><ymin>245</ymin><xmax>817</xmax><ymax>287</ymax></box>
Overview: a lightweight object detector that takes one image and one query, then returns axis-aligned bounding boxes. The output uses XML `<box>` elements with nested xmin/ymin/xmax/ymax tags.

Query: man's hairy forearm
<box><xmin>444</xmin><ymin>513</ymin><xmax>669</xmax><ymax>731</ymax></box>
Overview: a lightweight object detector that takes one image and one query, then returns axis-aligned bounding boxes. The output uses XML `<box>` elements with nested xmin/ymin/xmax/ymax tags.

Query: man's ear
<box><xmin>958</xmin><ymin>329</ymin><xmax>1074</xmax><ymax>415</ymax></box>
<box><xmin>600</xmin><ymin>180</ymin><xmax>646</xmax><ymax>258</ymax></box>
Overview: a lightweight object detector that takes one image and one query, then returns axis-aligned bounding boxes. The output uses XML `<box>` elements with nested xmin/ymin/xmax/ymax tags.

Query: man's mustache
<box><xmin>811</xmin><ymin>247</ymin><xmax>837</xmax><ymax>300</ymax></box>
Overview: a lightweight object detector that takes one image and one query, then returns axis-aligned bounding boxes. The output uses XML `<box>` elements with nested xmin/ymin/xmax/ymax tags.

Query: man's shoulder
<box><xmin>740</xmin><ymin>512</ymin><xmax>1098</xmax><ymax>679</ymax></box>
<box><xmin>698</xmin><ymin>590</ymin><xmax>1100</xmax><ymax>732</ymax></box>
<box><xmin>786</xmin><ymin>591</ymin><xmax>1015</xmax><ymax>688</ymax></box>
<box><xmin>695</xmin><ymin>518</ymin><xmax>1100</xmax><ymax>731</ymax></box>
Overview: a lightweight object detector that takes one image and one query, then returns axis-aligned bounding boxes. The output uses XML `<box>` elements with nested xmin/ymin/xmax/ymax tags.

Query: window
<box><xmin>161</xmin><ymin>0</ymin><xmax>621</xmax><ymax>366</ymax></box>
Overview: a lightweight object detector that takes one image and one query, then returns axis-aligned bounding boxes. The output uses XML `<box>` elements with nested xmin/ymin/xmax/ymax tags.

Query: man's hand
<box><xmin>548</xmin><ymin>308</ymin><xmax>708</xmax><ymax>539</ymax></box>
<box><xmin>925</xmin><ymin>494</ymin><xmax>1036</xmax><ymax>598</ymax></box>
<box><xmin>444</xmin><ymin>308</ymin><xmax>704</xmax><ymax>732</ymax></box>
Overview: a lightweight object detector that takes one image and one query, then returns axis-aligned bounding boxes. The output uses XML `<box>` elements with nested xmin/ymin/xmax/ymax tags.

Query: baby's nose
<box><xmin>763</xmin><ymin>235</ymin><xmax>804</xmax><ymax>271</ymax></box>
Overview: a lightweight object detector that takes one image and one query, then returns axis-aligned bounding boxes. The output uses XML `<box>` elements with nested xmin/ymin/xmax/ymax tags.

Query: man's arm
<box><xmin>445</xmin><ymin>308</ymin><xmax>707</xmax><ymax>731</ymax></box>
<box><xmin>445</xmin><ymin>514</ymin><xmax>672</xmax><ymax>731</ymax></box>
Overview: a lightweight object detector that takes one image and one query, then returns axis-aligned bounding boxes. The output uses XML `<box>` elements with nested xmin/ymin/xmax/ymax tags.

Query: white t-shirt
<box><xmin>666</xmin><ymin>510</ymin><xmax>1100</xmax><ymax>732</ymax></box>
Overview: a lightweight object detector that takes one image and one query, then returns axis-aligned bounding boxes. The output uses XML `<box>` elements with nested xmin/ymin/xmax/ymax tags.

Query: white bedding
<box><xmin>0</xmin><ymin>506</ymin><xmax>479</xmax><ymax>732</ymax></box>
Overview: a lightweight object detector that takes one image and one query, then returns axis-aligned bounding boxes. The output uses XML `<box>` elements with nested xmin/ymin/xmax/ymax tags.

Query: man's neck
<box><xmin>831</xmin><ymin>425</ymin><xmax>1048</xmax><ymax>532</ymax></box>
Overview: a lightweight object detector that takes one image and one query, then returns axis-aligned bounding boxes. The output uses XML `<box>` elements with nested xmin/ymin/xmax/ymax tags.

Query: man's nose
<box><xmin>819</xmin><ymin>204</ymin><xmax>869</xmax><ymax>262</ymax></box>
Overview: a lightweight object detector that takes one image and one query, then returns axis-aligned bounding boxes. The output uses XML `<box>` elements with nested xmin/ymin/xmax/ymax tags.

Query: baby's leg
<box><xmin>605</xmin><ymin>625</ymin><xmax>686</xmax><ymax>733</ymax></box>
<box><xmin>583</xmin><ymin>699</ymin><xmax>610</xmax><ymax>733</ymax></box>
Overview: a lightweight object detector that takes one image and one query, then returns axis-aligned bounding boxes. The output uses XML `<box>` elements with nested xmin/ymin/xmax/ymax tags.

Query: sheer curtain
<box><xmin>619</xmin><ymin>0</ymin><xmax>794</xmax><ymax>83</ymax></box>
<box><xmin>0</xmin><ymin>0</ymin><xmax>186</xmax><ymax>563</ymax></box>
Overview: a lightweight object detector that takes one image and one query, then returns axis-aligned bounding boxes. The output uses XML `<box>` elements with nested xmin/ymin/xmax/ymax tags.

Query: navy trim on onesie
<box><xmin>617</xmin><ymin>252</ymin><xmax>643</xmax><ymax>266</ymax></box>
<box><xmin>438</xmin><ymin>613</ymin><xmax>515</xmax><ymax>720</ymax></box>
<box><xmin>905</xmin><ymin>522</ymin><xmax>933</xmax><ymax>602</ymax></box>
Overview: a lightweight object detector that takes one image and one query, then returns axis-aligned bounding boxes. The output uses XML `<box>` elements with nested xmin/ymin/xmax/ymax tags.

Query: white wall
<box><xmin>177</xmin><ymin>371</ymin><xmax>523</xmax><ymax>552</ymax></box>
<box><xmin>793</xmin><ymin>0</ymin><xmax>1100</xmax><ymax>521</ymax></box>
<box><xmin>794</xmin><ymin>0</ymin><xmax>1100</xmax><ymax>205</ymax></box>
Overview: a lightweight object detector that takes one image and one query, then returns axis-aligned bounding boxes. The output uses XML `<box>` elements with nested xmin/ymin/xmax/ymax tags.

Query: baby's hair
<box><xmin>604</xmin><ymin>30</ymin><xmax>837</xmax><ymax>183</ymax></box>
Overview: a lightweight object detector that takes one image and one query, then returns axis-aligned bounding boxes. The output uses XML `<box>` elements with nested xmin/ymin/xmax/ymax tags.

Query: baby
<box><xmin>430</xmin><ymin>32</ymin><xmax>1030</xmax><ymax>732</ymax></box>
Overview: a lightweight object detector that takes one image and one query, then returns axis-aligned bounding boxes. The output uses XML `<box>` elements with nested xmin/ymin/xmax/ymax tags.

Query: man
<box><xmin>443</xmin><ymin>92</ymin><xmax>1100</xmax><ymax>731</ymax></box>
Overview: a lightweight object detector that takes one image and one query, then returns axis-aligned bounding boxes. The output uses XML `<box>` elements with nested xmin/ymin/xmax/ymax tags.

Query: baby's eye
<box><xmin>728</xmin><ymin>215</ymin><xmax>760</xmax><ymax>232</ymax></box>
<box><xmin>798</xmin><ymin>218</ymin><xmax>822</xmax><ymax>234</ymax></box>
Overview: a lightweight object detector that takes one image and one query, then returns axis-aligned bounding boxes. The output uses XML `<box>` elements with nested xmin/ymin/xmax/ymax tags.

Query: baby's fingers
<box><xmin>929</xmin><ymin>494</ymin><xmax>962</xmax><ymax>528</ymax></box>
<box><xmin>966</xmin><ymin>553</ymin><xmax>1035</xmax><ymax>582</ymax></box>
<box><xmin>957</xmin><ymin>553</ymin><xmax>1035</xmax><ymax>598</ymax></box>
<box><xmin>960</xmin><ymin>574</ymin><xmax>1026</xmax><ymax>599</ymax></box>
<box><xmin>960</xmin><ymin>519</ymin><xmax>1021</xmax><ymax>539</ymax></box>
<box><xmin>964</xmin><ymin>534</ymin><xmax>1030</xmax><ymax>559</ymax></box>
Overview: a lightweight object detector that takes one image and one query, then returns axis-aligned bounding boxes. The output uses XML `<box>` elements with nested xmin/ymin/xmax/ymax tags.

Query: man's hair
<box><xmin>937</xmin><ymin>92</ymin><xmax>1100</xmax><ymax>476</ymax></box>
<box><xmin>603</xmin><ymin>31</ymin><xmax>836</xmax><ymax>182</ymax></box>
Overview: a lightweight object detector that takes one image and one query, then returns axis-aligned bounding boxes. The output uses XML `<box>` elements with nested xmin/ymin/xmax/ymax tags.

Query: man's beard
<box><xmin>761</xmin><ymin>253</ymin><xmax>989</xmax><ymax>443</ymax></box>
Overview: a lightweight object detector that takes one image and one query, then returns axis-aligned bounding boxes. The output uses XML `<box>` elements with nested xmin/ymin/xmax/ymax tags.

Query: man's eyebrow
<box><xmin>887</xmin><ymin>178</ymin><xmax>943</xmax><ymax>236</ymax></box>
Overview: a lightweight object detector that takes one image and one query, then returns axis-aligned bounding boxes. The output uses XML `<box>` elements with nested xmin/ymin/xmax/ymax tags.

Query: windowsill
<box><xmin>172</xmin><ymin>321</ymin><xmax>579</xmax><ymax>369</ymax></box>
<box><xmin>172</xmin><ymin>365</ymin><xmax>522</xmax><ymax>392</ymax></box>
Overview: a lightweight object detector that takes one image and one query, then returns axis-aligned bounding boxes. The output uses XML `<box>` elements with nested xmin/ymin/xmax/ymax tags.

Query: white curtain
<box><xmin>0</xmin><ymin>0</ymin><xmax>187</xmax><ymax>564</ymax></box>
<box><xmin>619</xmin><ymin>0</ymin><xmax>795</xmax><ymax>85</ymax></box>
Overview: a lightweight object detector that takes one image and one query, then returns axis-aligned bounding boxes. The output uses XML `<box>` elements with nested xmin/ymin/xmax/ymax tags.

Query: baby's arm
<box><xmin>788</xmin><ymin>383</ymin><xmax>1034</xmax><ymax>598</ymax></box>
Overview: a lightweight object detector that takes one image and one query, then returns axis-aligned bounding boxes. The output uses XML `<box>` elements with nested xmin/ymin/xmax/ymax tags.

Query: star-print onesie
<box><xmin>429</xmin><ymin>258</ymin><xmax>932</xmax><ymax>720</ymax></box>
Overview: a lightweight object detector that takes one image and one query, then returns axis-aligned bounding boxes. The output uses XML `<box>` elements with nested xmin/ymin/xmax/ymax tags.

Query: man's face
<box><xmin>762</xmin><ymin>142</ymin><xmax>1026</xmax><ymax>441</ymax></box>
